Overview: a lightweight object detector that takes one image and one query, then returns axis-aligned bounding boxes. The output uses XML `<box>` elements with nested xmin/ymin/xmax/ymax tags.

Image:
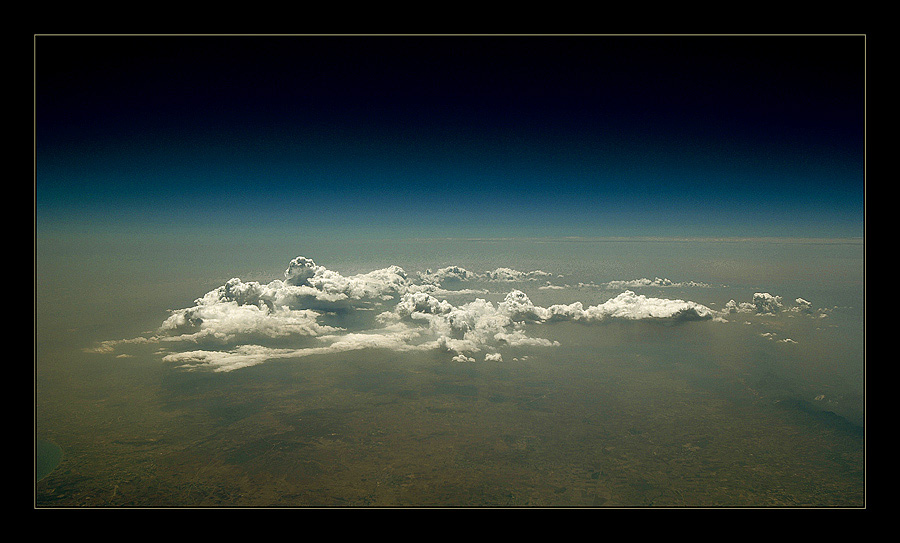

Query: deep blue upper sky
<box><xmin>35</xmin><ymin>35</ymin><xmax>865</xmax><ymax>239</ymax></box>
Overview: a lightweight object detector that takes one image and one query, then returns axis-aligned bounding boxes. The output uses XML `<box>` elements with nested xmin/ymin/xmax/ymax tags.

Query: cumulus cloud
<box><xmin>538</xmin><ymin>282</ymin><xmax>566</xmax><ymax>290</ymax></box>
<box><xmin>601</xmin><ymin>277</ymin><xmax>711</xmax><ymax>289</ymax></box>
<box><xmin>417</xmin><ymin>266</ymin><xmax>478</xmax><ymax>285</ymax></box>
<box><xmin>160</xmin><ymin>294</ymin><xmax>338</xmax><ymax>343</ymax></box>
<box><xmin>794</xmin><ymin>298</ymin><xmax>813</xmax><ymax>313</ymax></box>
<box><xmin>760</xmin><ymin>332</ymin><xmax>798</xmax><ymax>344</ymax></box>
<box><xmin>575</xmin><ymin>278</ymin><xmax>712</xmax><ymax>290</ymax></box>
<box><xmin>388</xmin><ymin>291</ymin><xmax>560</xmax><ymax>355</ymax></box>
<box><xmin>394</xmin><ymin>291</ymin><xmax>454</xmax><ymax>318</ymax></box>
<box><xmin>419</xmin><ymin>265</ymin><xmax>663</xmax><ymax>294</ymax></box>
<box><xmin>417</xmin><ymin>265</ymin><xmax>552</xmax><ymax>285</ymax></box>
<box><xmin>451</xmin><ymin>354</ymin><xmax>476</xmax><ymax>363</ymax></box>
<box><xmin>722</xmin><ymin>293</ymin><xmax>828</xmax><ymax>319</ymax></box>
<box><xmin>783</xmin><ymin>297</ymin><xmax>830</xmax><ymax>318</ymax></box>
<box><xmin>89</xmin><ymin>256</ymin><xmax>738</xmax><ymax>372</ymax></box>
<box><xmin>542</xmin><ymin>291</ymin><xmax>715</xmax><ymax>323</ymax></box>
<box><xmin>281</xmin><ymin>256</ymin><xmax>410</xmax><ymax>307</ymax></box>
<box><xmin>482</xmin><ymin>268</ymin><xmax>552</xmax><ymax>282</ymax></box>
<box><xmin>724</xmin><ymin>293</ymin><xmax>783</xmax><ymax>315</ymax></box>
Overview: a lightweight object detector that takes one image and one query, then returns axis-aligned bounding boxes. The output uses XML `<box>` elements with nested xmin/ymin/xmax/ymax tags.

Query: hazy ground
<box><xmin>35</xmin><ymin>236</ymin><xmax>864</xmax><ymax>507</ymax></box>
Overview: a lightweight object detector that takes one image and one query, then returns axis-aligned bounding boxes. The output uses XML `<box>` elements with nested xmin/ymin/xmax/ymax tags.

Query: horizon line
<box><xmin>399</xmin><ymin>236</ymin><xmax>865</xmax><ymax>244</ymax></box>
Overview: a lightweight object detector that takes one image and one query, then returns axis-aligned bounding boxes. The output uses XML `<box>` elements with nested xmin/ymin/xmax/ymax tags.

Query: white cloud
<box><xmin>407</xmin><ymin>283</ymin><xmax>490</xmax><ymax>297</ymax></box>
<box><xmin>602</xmin><ymin>277</ymin><xmax>711</xmax><ymax>289</ymax></box>
<box><xmin>162</xmin><ymin>324</ymin><xmax>432</xmax><ymax>372</ymax></box>
<box><xmin>544</xmin><ymin>291</ymin><xmax>715</xmax><ymax>323</ymax></box>
<box><xmin>724</xmin><ymin>292</ymin><xmax>783</xmax><ymax>315</ymax></box>
<box><xmin>89</xmin><ymin>256</ymin><xmax>745</xmax><ymax>372</ymax></box>
<box><xmin>417</xmin><ymin>266</ymin><xmax>478</xmax><ymax>285</ymax></box>
<box><xmin>417</xmin><ymin>265</ymin><xmax>552</xmax><ymax>285</ymax></box>
<box><xmin>482</xmin><ymin>268</ymin><xmax>552</xmax><ymax>282</ymax></box>
<box><xmin>576</xmin><ymin>278</ymin><xmax>712</xmax><ymax>290</ymax></box>
<box><xmin>498</xmin><ymin>290</ymin><xmax>553</xmax><ymax>322</ymax></box>
<box><xmin>409</xmin><ymin>295</ymin><xmax>551</xmax><ymax>354</ymax></box>
<box><xmin>395</xmin><ymin>291</ymin><xmax>454</xmax><ymax>318</ymax></box>
<box><xmin>160</xmin><ymin>299</ymin><xmax>337</xmax><ymax>343</ymax></box>
<box><xmin>451</xmin><ymin>353</ymin><xmax>476</xmax><ymax>363</ymax></box>
<box><xmin>722</xmin><ymin>293</ymin><xmax>828</xmax><ymax>319</ymax></box>
<box><xmin>283</xmin><ymin>256</ymin><xmax>325</xmax><ymax>286</ymax></box>
<box><xmin>759</xmin><ymin>331</ymin><xmax>798</xmax><ymax>344</ymax></box>
<box><xmin>162</xmin><ymin>345</ymin><xmax>302</xmax><ymax>372</ymax></box>
<box><xmin>389</xmin><ymin>288</ymin><xmax>712</xmax><ymax>356</ymax></box>
<box><xmin>281</xmin><ymin>256</ymin><xmax>411</xmax><ymax>307</ymax></box>
<box><xmin>784</xmin><ymin>297</ymin><xmax>829</xmax><ymax>318</ymax></box>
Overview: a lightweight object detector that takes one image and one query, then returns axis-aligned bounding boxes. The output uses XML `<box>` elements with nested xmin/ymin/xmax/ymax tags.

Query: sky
<box><xmin>35</xmin><ymin>35</ymin><xmax>866</xmax><ymax>506</ymax></box>
<box><xmin>35</xmin><ymin>34</ymin><xmax>865</xmax><ymax>240</ymax></box>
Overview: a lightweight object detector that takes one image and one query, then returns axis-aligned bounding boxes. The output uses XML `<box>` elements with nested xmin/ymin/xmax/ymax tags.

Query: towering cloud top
<box><xmin>284</xmin><ymin>256</ymin><xmax>324</xmax><ymax>286</ymax></box>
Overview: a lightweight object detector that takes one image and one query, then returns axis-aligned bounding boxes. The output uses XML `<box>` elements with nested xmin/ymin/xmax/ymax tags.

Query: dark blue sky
<box><xmin>36</xmin><ymin>35</ymin><xmax>865</xmax><ymax>239</ymax></box>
